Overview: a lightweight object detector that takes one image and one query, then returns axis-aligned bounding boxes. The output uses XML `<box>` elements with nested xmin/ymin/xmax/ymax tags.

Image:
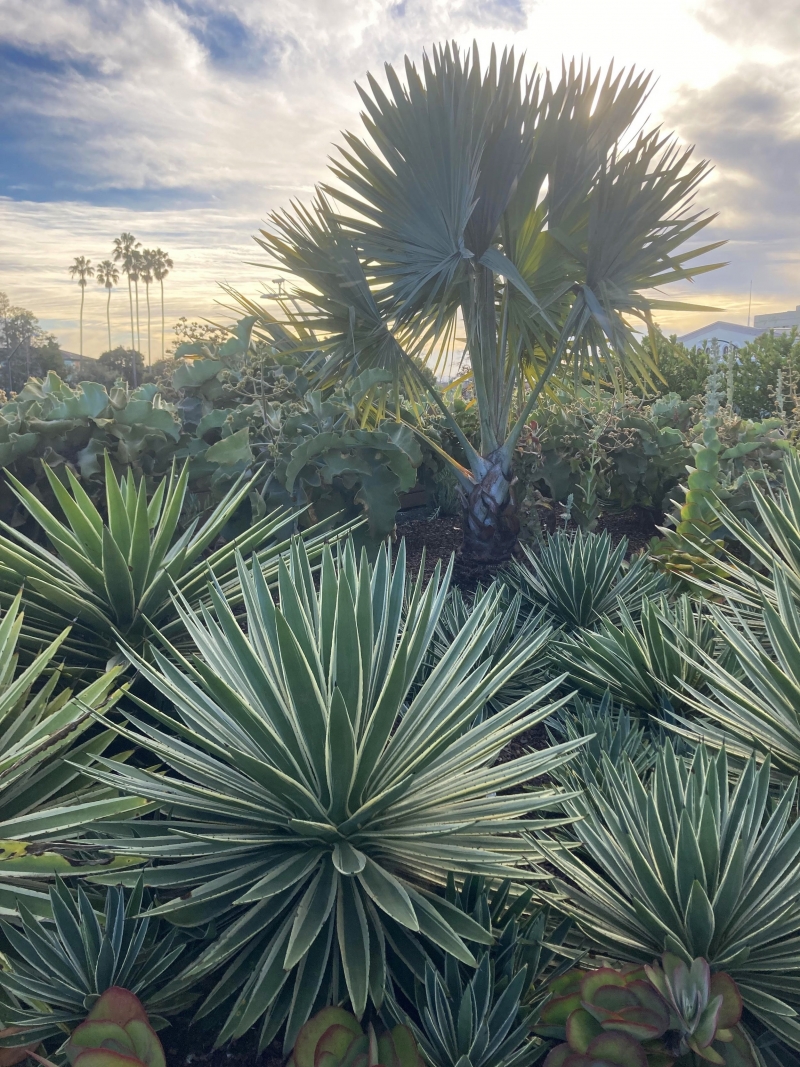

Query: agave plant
<box><xmin>540</xmin><ymin>742</ymin><xmax>800</xmax><ymax>1051</ymax></box>
<box><xmin>505</xmin><ymin>531</ymin><xmax>666</xmax><ymax>630</ymax></box>
<box><xmin>81</xmin><ymin>539</ymin><xmax>582</xmax><ymax>1051</ymax></box>
<box><xmin>546</xmin><ymin>694</ymin><xmax>656</xmax><ymax>786</ymax></box>
<box><xmin>0</xmin><ymin>593</ymin><xmax>146</xmax><ymax>916</ymax></box>
<box><xmin>670</xmin><ymin>571</ymin><xmax>800</xmax><ymax>773</ymax></box>
<box><xmin>418</xmin><ymin>583</ymin><xmax>552</xmax><ymax>717</ymax></box>
<box><xmin>692</xmin><ymin>451</ymin><xmax>800</xmax><ymax>610</ymax></box>
<box><xmin>0</xmin><ymin>880</ymin><xmax>189</xmax><ymax>1053</ymax></box>
<box><xmin>554</xmin><ymin>594</ymin><xmax>717</xmax><ymax>713</ymax></box>
<box><xmin>0</xmin><ymin>456</ymin><xmax>342</xmax><ymax>665</ymax></box>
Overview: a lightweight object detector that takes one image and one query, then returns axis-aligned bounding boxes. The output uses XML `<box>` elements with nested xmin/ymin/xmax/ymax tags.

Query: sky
<box><xmin>0</xmin><ymin>0</ymin><xmax>799</xmax><ymax>358</ymax></box>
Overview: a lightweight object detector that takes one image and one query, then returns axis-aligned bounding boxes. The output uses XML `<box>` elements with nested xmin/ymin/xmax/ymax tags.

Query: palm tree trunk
<box><xmin>160</xmin><ymin>278</ymin><xmax>165</xmax><ymax>361</ymax></box>
<box><xmin>134</xmin><ymin>280</ymin><xmax>141</xmax><ymax>355</ymax></box>
<box><xmin>106</xmin><ymin>288</ymin><xmax>112</xmax><ymax>352</ymax></box>
<box><xmin>145</xmin><ymin>283</ymin><xmax>152</xmax><ymax>366</ymax></box>
<box><xmin>127</xmin><ymin>277</ymin><xmax>135</xmax><ymax>352</ymax></box>
<box><xmin>79</xmin><ymin>284</ymin><xmax>85</xmax><ymax>357</ymax></box>
<box><xmin>461</xmin><ymin>450</ymin><xmax>519</xmax><ymax>561</ymax></box>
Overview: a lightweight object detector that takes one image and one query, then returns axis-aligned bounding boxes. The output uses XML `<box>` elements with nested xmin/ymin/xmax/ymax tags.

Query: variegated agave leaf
<box><xmin>540</xmin><ymin>742</ymin><xmax>800</xmax><ymax>1051</ymax></box>
<box><xmin>82</xmin><ymin>538</ymin><xmax>583</xmax><ymax>1051</ymax></box>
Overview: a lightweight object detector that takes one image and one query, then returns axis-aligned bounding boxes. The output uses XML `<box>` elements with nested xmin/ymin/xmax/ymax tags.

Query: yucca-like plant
<box><xmin>546</xmin><ymin>694</ymin><xmax>656</xmax><ymax>786</ymax></box>
<box><xmin>0</xmin><ymin>593</ymin><xmax>146</xmax><ymax>916</ymax></box>
<box><xmin>670</xmin><ymin>571</ymin><xmax>800</xmax><ymax>773</ymax></box>
<box><xmin>81</xmin><ymin>539</ymin><xmax>582</xmax><ymax>1051</ymax></box>
<box><xmin>554</xmin><ymin>594</ymin><xmax>717</xmax><ymax>713</ymax></box>
<box><xmin>540</xmin><ymin>742</ymin><xmax>800</xmax><ymax>1050</ymax></box>
<box><xmin>505</xmin><ymin>531</ymin><xmax>666</xmax><ymax>630</ymax></box>
<box><xmin>692</xmin><ymin>451</ymin><xmax>800</xmax><ymax>610</ymax></box>
<box><xmin>418</xmin><ymin>584</ymin><xmax>552</xmax><ymax>717</ymax></box>
<box><xmin>0</xmin><ymin>879</ymin><xmax>189</xmax><ymax>1053</ymax></box>
<box><xmin>0</xmin><ymin>456</ymin><xmax>342</xmax><ymax>666</ymax></box>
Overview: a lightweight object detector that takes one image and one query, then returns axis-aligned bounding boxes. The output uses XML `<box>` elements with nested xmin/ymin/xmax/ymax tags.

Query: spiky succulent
<box><xmin>540</xmin><ymin>743</ymin><xmax>800</xmax><ymax>1051</ymax></box>
<box><xmin>77</xmin><ymin>539</ymin><xmax>582</xmax><ymax>1051</ymax></box>
<box><xmin>505</xmin><ymin>530</ymin><xmax>665</xmax><ymax>630</ymax></box>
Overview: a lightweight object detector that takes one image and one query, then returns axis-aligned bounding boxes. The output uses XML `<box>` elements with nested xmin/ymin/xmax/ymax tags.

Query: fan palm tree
<box><xmin>242</xmin><ymin>44</ymin><xmax>723</xmax><ymax>560</ymax></box>
<box><xmin>150</xmin><ymin>247</ymin><xmax>173</xmax><ymax>361</ymax></box>
<box><xmin>129</xmin><ymin>248</ymin><xmax>143</xmax><ymax>364</ymax></box>
<box><xmin>95</xmin><ymin>260</ymin><xmax>120</xmax><ymax>353</ymax></box>
<box><xmin>140</xmin><ymin>248</ymin><xmax>155</xmax><ymax>365</ymax></box>
<box><xmin>67</xmin><ymin>256</ymin><xmax>94</xmax><ymax>358</ymax></box>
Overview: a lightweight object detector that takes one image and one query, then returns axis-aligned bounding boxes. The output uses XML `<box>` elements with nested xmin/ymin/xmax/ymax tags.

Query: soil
<box><xmin>395</xmin><ymin>504</ymin><xmax>662</xmax><ymax>591</ymax></box>
<box><xmin>164</xmin><ymin>1018</ymin><xmax>283</xmax><ymax>1067</ymax></box>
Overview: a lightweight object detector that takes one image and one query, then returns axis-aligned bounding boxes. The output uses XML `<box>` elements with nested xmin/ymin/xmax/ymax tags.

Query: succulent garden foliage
<box><xmin>541</xmin><ymin>743</ymin><xmax>800</xmax><ymax>1050</ymax></box>
<box><xmin>79</xmin><ymin>539</ymin><xmax>582</xmax><ymax>1052</ymax></box>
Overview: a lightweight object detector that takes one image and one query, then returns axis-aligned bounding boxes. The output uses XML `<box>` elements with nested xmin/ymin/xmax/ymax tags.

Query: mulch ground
<box><xmin>396</xmin><ymin>505</ymin><xmax>661</xmax><ymax>591</ymax></box>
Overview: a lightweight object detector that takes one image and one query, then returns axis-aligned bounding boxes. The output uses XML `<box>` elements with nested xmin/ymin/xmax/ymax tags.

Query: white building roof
<box><xmin>677</xmin><ymin>320</ymin><xmax>764</xmax><ymax>351</ymax></box>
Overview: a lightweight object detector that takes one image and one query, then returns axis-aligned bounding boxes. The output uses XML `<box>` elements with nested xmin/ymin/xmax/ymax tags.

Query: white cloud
<box><xmin>0</xmin><ymin>0</ymin><xmax>798</xmax><ymax>353</ymax></box>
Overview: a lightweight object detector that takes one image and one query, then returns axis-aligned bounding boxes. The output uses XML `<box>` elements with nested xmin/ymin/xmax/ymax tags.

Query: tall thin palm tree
<box><xmin>95</xmin><ymin>260</ymin><xmax>119</xmax><ymax>353</ymax></box>
<box><xmin>112</xmin><ymin>233</ymin><xmax>140</xmax><ymax>355</ymax></box>
<box><xmin>150</xmin><ymin>248</ymin><xmax>173</xmax><ymax>361</ymax></box>
<box><xmin>139</xmin><ymin>249</ymin><xmax>154</xmax><ymax>365</ymax></box>
<box><xmin>67</xmin><ymin>256</ymin><xmax>94</xmax><ymax>358</ymax></box>
<box><xmin>129</xmin><ymin>249</ymin><xmax>143</xmax><ymax>358</ymax></box>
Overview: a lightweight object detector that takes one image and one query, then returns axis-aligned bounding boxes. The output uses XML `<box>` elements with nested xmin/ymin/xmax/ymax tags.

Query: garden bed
<box><xmin>396</xmin><ymin>506</ymin><xmax>661</xmax><ymax>590</ymax></box>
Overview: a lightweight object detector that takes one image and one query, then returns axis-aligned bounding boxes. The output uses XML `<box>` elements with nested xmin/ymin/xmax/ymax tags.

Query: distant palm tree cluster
<box><xmin>67</xmin><ymin>235</ymin><xmax>174</xmax><ymax>381</ymax></box>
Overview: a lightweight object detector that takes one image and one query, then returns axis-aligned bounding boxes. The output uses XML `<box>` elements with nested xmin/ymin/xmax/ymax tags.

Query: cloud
<box><xmin>1</xmin><ymin>0</ymin><xmax>799</xmax><ymax>351</ymax></box>
<box><xmin>697</xmin><ymin>0</ymin><xmax>800</xmax><ymax>51</ymax></box>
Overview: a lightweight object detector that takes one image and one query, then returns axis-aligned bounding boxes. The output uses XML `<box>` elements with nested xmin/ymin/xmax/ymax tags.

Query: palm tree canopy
<box><xmin>96</xmin><ymin>260</ymin><xmax>119</xmax><ymax>289</ymax></box>
<box><xmin>250</xmin><ymin>43</ymin><xmax>723</xmax><ymax>463</ymax></box>
<box><xmin>68</xmin><ymin>256</ymin><xmax>95</xmax><ymax>288</ymax></box>
<box><xmin>151</xmin><ymin>248</ymin><xmax>173</xmax><ymax>281</ymax></box>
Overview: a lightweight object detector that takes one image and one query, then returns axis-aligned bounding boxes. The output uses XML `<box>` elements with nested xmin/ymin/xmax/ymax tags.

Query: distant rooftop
<box><xmin>753</xmin><ymin>305</ymin><xmax>800</xmax><ymax>331</ymax></box>
<box><xmin>677</xmin><ymin>320</ymin><xmax>764</xmax><ymax>351</ymax></box>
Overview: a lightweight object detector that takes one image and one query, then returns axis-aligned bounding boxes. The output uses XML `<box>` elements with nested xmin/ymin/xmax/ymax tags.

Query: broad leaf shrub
<box><xmin>540</xmin><ymin>743</ymin><xmax>800</xmax><ymax>1050</ymax></box>
<box><xmin>0</xmin><ymin>881</ymin><xmax>189</xmax><ymax>1055</ymax></box>
<box><xmin>81</xmin><ymin>539</ymin><xmax>582</xmax><ymax>1051</ymax></box>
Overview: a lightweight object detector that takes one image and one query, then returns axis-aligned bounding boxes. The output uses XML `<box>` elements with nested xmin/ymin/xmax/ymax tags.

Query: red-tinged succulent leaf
<box><xmin>316</xmin><ymin>1026</ymin><xmax>360</xmax><ymax>1067</ymax></box>
<box><xmin>86</xmin><ymin>989</ymin><xmax>150</xmax><ymax>1029</ymax></box>
<box><xmin>66</xmin><ymin>1022</ymin><xmax>134</xmax><ymax>1066</ymax></box>
<box><xmin>588</xmin><ymin>985</ymin><xmax>640</xmax><ymax>1012</ymax></box>
<box><xmin>388</xmin><ymin>1025</ymin><xmax>424</xmax><ymax>1067</ymax></box>
<box><xmin>566</xmin><ymin>1010</ymin><xmax>603</xmax><ymax>1053</ymax></box>
<box><xmin>694</xmin><ymin>996</ymin><xmax>724</xmax><ymax>1050</ymax></box>
<box><xmin>340</xmin><ymin>1035</ymin><xmax>368</xmax><ymax>1067</ymax></box>
<box><xmin>295</xmin><ymin>1010</ymin><xmax>363</xmax><ymax>1067</ymax></box>
<box><xmin>687</xmin><ymin>1036</ymin><xmax>724</xmax><ymax>1065</ymax></box>
<box><xmin>719</xmin><ymin>1026</ymin><xmax>760</xmax><ymax>1067</ymax></box>
<box><xmin>549</xmin><ymin>971</ymin><xmax>583</xmax><ymax>997</ymax></box>
<box><xmin>124</xmin><ymin>1021</ymin><xmax>165</xmax><ymax>1067</ymax></box>
<box><xmin>710</xmin><ymin>973</ymin><xmax>743</xmax><ymax>1029</ymax></box>
<box><xmin>625</xmin><ymin>981</ymin><xmax>669</xmax><ymax>1028</ymax></box>
<box><xmin>317</xmin><ymin>1053</ymin><xmax>339</xmax><ymax>1067</ymax></box>
<box><xmin>376</xmin><ymin>1033</ymin><xmax>398</xmax><ymax>1067</ymax></box>
<box><xmin>586</xmin><ymin>1031</ymin><xmax>648</xmax><ymax>1067</ymax></box>
<box><xmin>542</xmin><ymin>1045</ymin><xmax>573</xmax><ymax>1067</ymax></box>
<box><xmin>72</xmin><ymin>1053</ymin><xmax>146</xmax><ymax>1067</ymax></box>
<box><xmin>601</xmin><ymin>1005</ymin><xmax>669</xmax><ymax>1041</ymax></box>
<box><xmin>581</xmin><ymin>970</ymin><xmax>629</xmax><ymax>1002</ymax></box>
<box><xmin>539</xmin><ymin>992</ymin><xmax>583</xmax><ymax>1028</ymax></box>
